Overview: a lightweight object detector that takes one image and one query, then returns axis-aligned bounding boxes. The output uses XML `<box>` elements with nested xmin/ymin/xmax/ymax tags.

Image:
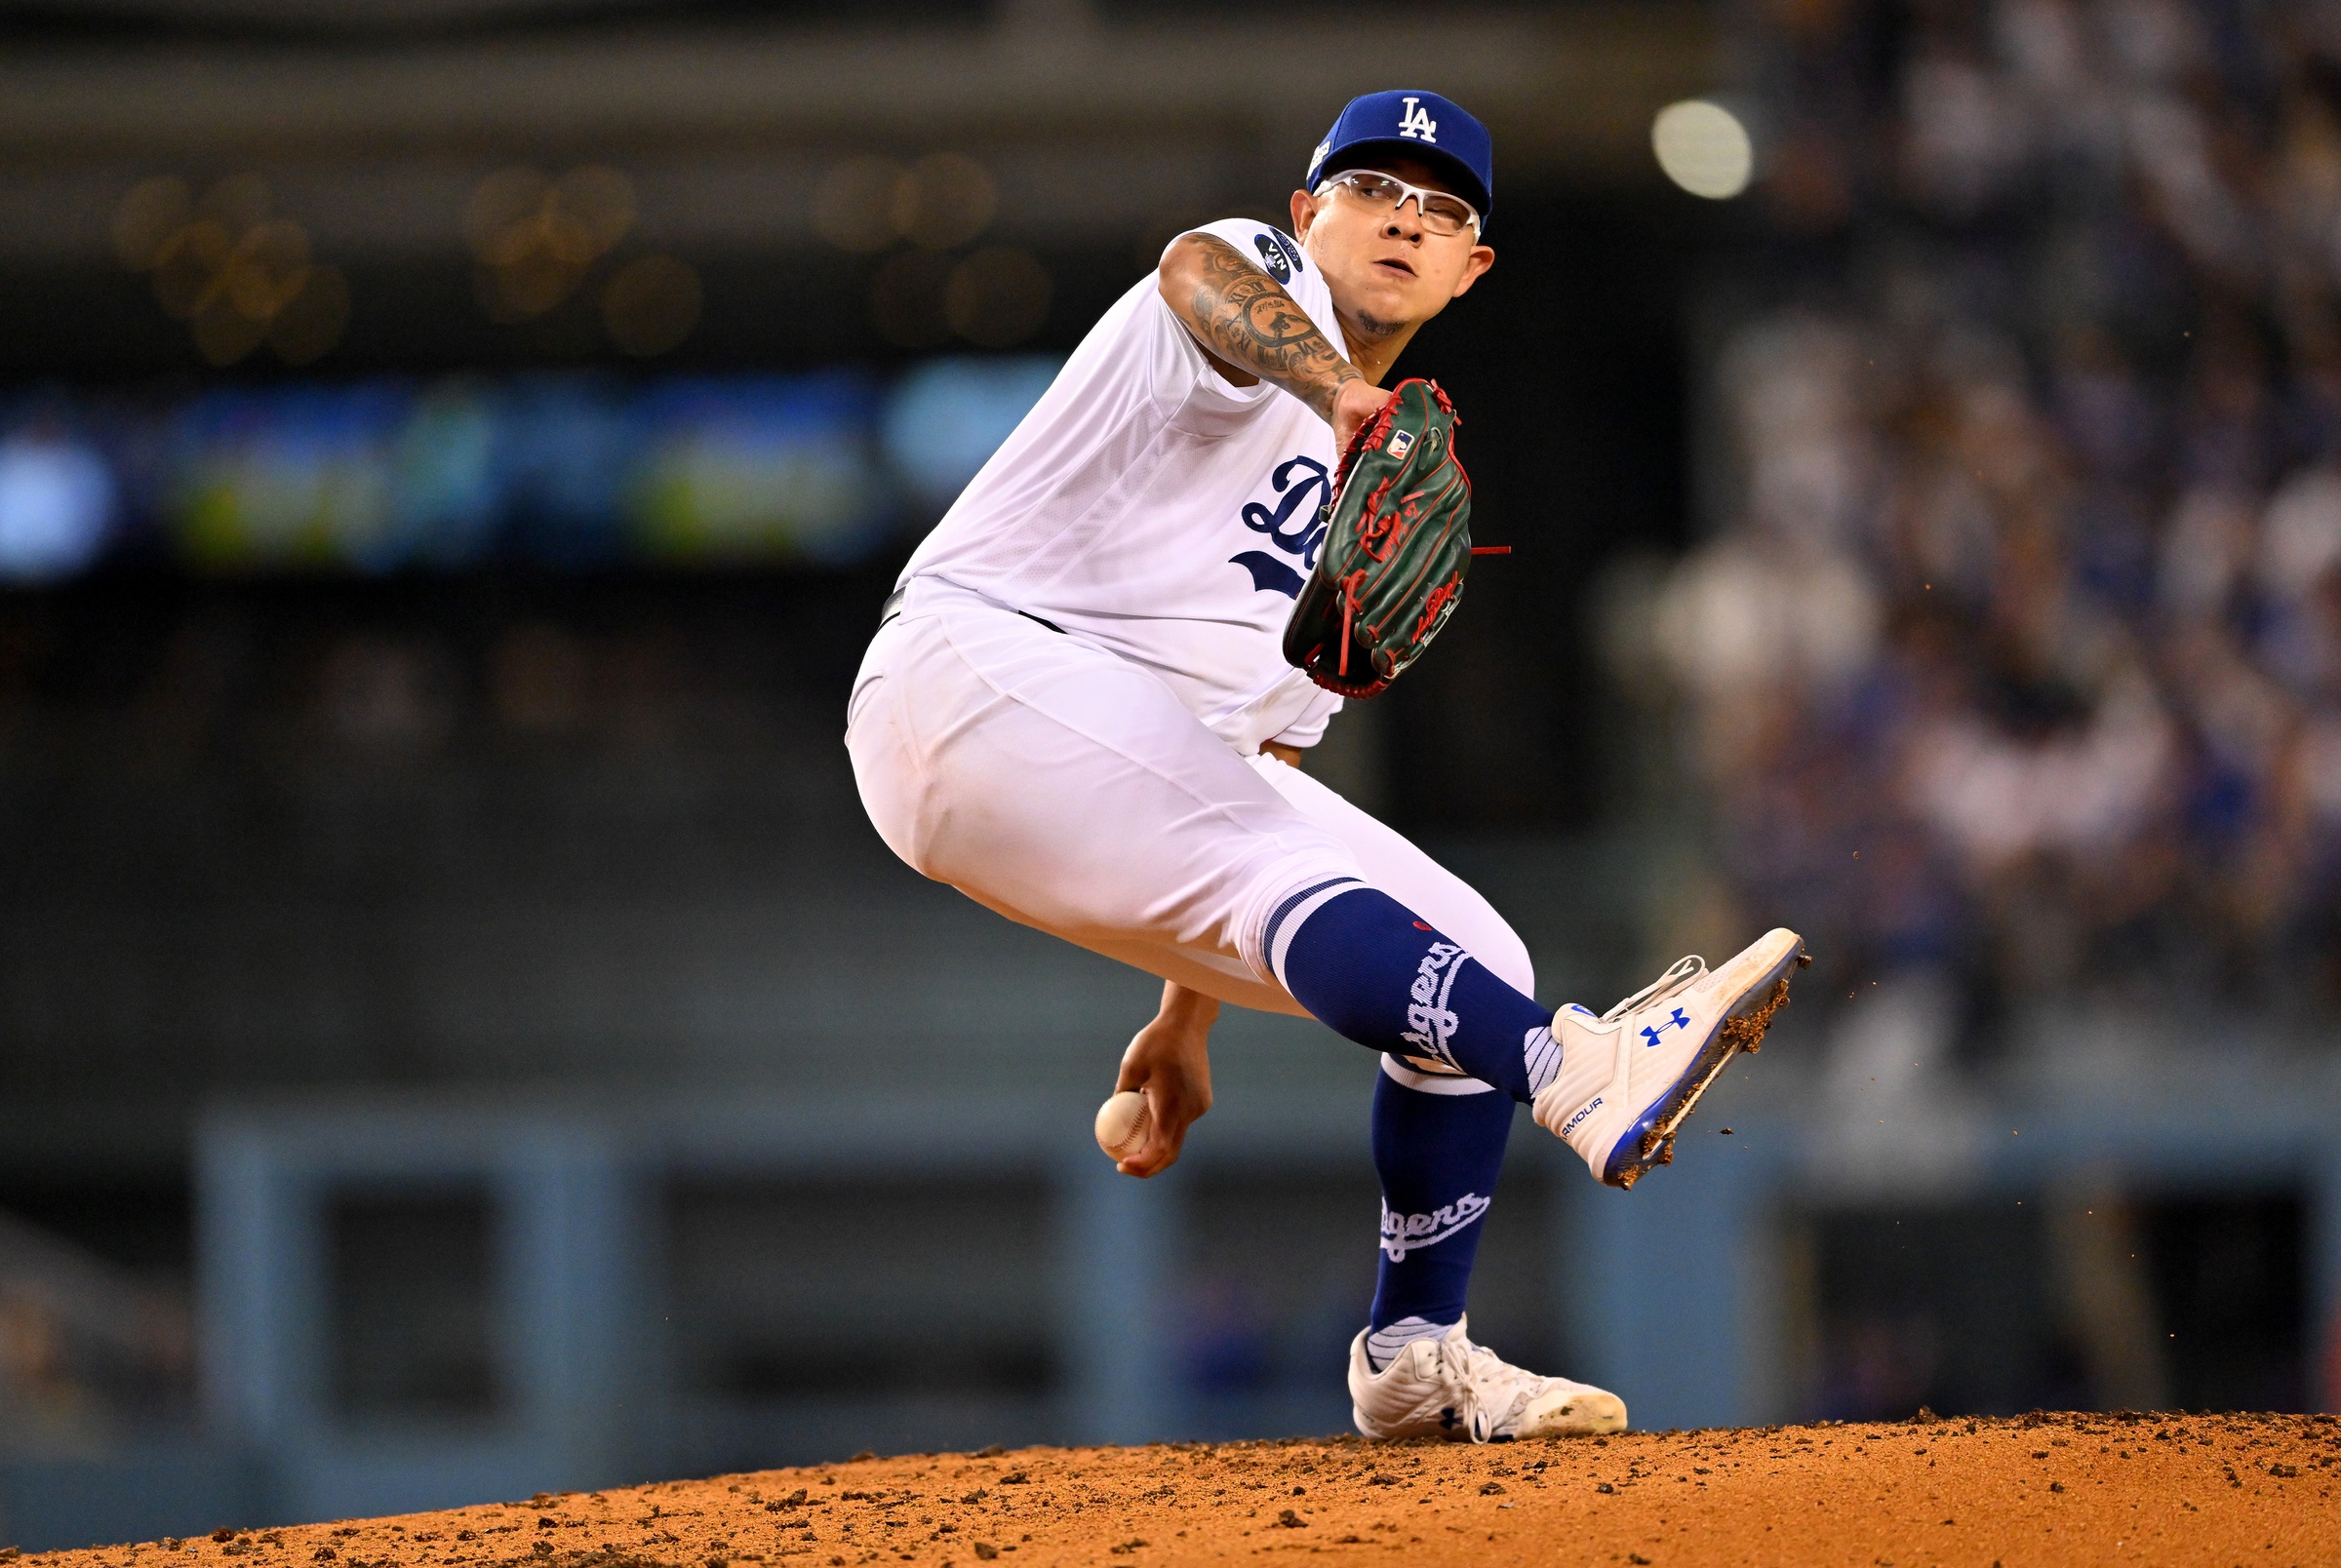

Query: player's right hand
<box><xmin>1111</xmin><ymin>983</ymin><xmax>1218</xmax><ymax>1176</ymax></box>
<box><xmin>1329</xmin><ymin>376</ymin><xmax>1392</xmax><ymax>454</ymax></box>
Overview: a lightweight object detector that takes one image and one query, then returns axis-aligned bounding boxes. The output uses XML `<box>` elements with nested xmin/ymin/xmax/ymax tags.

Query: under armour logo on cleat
<box><xmin>1640</xmin><ymin>1007</ymin><xmax>1690</xmax><ymax>1047</ymax></box>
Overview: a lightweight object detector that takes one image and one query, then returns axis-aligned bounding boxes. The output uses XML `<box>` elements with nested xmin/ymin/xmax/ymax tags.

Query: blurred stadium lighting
<box><xmin>881</xmin><ymin>356</ymin><xmax>1062</xmax><ymax>508</ymax></box>
<box><xmin>895</xmin><ymin>153</ymin><xmax>998</xmax><ymax>252</ymax></box>
<box><xmin>0</xmin><ymin>364</ymin><xmax>1063</xmax><ymax>577</ymax></box>
<box><xmin>0</xmin><ymin>417</ymin><xmax>114</xmax><ymax>579</ymax></box>
<box><xmin>631</xmin><ymin>372</ymin><xmax>887</xmax><ymax>566</ymax></box>
<box><xmin>109</xmin><ymin>174</ymin><xmax>349</xmax><ymax>366</ymax></box>
<box><xmin>464</xmin><ymin>166</ymin><xmax>635</xmax><ymax>323</ymax></box>
<box><xmin>0</xmin><ymin>10</ymin><xmax>1711</xmax><ymax>289</ymax></box>
<box><xmin>1651</xmin><ymin>99</ymin><xmax>1753</xmax><ymax>200</ymax></box>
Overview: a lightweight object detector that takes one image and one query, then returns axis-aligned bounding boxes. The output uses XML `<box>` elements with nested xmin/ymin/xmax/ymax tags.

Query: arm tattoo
<box><xmin>1177</xmin><ymin>236</ymin><xmax>1362</xmax><ymax>420</ymax></box>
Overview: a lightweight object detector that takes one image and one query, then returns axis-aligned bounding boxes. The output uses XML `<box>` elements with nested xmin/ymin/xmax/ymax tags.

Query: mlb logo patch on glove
<box><xmin>1282</xmin><ymin>378</ymin><xmax>1475</xmax><ymax>699</ymax></box>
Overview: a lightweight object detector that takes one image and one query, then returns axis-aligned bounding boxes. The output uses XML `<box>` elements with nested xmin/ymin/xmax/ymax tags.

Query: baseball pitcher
<box><xmin>848</xmin><ymin>89</ymin><xmax>1803</xmax><ymax>1441</ymax></box>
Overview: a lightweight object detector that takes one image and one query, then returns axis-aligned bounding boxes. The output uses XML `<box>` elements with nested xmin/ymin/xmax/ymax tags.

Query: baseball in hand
<box><xmin>1094</xmin><ymin>1089</ymin><xmax>1151</xmax><ymax>1162</ymax></box>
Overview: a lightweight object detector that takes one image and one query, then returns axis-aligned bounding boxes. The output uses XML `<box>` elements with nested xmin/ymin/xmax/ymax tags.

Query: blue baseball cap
<box><xmin>1305</xmin><ymin>90</ymin><xmax>1493</xmax><ymax>222</ymax></box>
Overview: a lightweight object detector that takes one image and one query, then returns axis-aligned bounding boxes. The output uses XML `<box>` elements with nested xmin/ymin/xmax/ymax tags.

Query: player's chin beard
<box><xmin>1349</xmin><ymin>308</ymin><xmax>1407</xmax><ymax>342</ymax></box>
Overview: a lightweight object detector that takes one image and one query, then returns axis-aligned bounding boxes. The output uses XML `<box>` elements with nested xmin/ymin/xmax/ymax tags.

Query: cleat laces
<box><xmin>1434</xmin><ymin>1333</ymin><xmax>1547</xmax><ymax>1443</ymax></box>
<box><xmin>1598</xmin><ymin>955</ymin><xmax>1705</xmax><ymax>1025</ymax></box>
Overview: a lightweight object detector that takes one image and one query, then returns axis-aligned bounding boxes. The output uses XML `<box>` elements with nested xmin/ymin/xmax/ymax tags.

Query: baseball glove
<box><xmin>1282</xmin><ymin>378</ymin><xmax>1475</xmax><ymax>699</ymax></box>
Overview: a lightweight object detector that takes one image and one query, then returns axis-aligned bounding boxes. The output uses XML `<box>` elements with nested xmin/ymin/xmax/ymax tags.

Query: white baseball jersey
<box><xmin>893</xmin><ymin>218</ymin><xmax>1346</xmax><ymax>753</ymax></box>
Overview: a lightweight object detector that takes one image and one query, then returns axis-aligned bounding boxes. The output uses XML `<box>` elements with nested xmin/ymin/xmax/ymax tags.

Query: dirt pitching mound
<box><xmin>29</xmin><ymin>1412</ymin><xmax>2339</xmax><ymax>1568</ymax></box>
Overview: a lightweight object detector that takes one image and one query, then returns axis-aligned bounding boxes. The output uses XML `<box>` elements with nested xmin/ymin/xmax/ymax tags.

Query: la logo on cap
<box><xmin>1398</xmin><ymin>97</ymin><xmax>1439</xmax><ymax>143</ymax></box>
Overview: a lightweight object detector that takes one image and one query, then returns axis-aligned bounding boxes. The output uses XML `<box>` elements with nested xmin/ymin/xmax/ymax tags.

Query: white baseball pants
<box><xmin>845</xmin><ymin>580</ymin><xmax>1532</xmax><ymax>1023</ymax></box>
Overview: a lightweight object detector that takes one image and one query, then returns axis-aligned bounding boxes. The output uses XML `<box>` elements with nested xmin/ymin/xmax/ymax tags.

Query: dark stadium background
<box><xmin>0</xmin><ymin>0</ymin><xmax>2328</xmax><ymax>1547</ymax></box>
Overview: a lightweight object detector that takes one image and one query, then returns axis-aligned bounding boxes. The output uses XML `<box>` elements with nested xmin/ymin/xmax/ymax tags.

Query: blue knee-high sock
<box><xmin>1367</xmin><ymin>1068</ymin><xmax>1513</xmax><ymax>1364</ymax></box>
<box><xmin>1277</xmin><ymin>886</ymin><xmax>1558</xmax><ymax>1103</ymax></box>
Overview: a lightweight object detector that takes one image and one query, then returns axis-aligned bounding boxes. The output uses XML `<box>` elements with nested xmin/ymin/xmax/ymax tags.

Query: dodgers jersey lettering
<box><xmin>893</xmin><ymin>219</ymin><xmax>1346</xmax><ymax>752</ymax></box>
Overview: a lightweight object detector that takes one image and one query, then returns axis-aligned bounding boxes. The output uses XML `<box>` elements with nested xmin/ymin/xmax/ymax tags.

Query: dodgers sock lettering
<box><xmin>1365</xmin><ymin>1066</ymin><xmax>1514</xmax><ymax>1369</ymax></box>
<box><xmin>1276</xmin><ymin>886</ymin><xmax>1558</xmax><ymax>1102</ymax></box>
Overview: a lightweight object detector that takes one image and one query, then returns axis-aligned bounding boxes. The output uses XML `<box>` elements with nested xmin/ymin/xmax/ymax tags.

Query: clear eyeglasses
<box><xmin>1313</xmin><ymin>171</ymin><xmax>1482</xmax><ymax>237</ymax></box>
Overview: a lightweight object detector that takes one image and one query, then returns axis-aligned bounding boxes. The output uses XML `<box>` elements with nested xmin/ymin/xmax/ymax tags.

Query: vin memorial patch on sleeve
<box><xmin>1253</xmin><ymin>230</ymin><xmax>1301</xmax><ymax>283</ymax></box>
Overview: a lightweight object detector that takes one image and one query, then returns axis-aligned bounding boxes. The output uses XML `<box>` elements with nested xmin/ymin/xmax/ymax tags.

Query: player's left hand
<box><xmin>1112</xmin><ymin>981</ymin><xmax>1218</xmax><ymax>1176</ymax></box>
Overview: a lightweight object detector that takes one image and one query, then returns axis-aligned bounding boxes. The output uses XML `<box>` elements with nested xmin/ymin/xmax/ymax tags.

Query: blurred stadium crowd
<box><xmin>1655</xmin><ymin>0</ymin><xmax>2341</xmax><ymax>1018</ymax></box>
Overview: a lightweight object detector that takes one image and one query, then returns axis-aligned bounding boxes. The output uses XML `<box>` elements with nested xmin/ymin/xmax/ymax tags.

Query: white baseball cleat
<box><xmin>1532</xmin><ymin>927</ymin><xmax>1805</xmax><ymax>1190</ymax></box>
<box><xmin>1348</xmin><ymin>1316</ymin><xmax>1627</xmax><ymax>1441</ymax></box>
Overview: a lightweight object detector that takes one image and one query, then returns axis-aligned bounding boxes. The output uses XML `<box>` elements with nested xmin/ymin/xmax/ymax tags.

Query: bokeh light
<box><xmin>463</xmin><ymin>165</ymin><xmax>636</xmax><ymax>322</ymax></box>
<box><xmin>112</xmin><ymin>175</ymin><xmax>349</xmax><ymax>366</ymax></box>
<box><xmin>813</xmin><ymin>152</ymin><xmax>997</xmax><ymax>254</ymax></box>
<box><xmin>896</xmin><ymin>153</ymin><xmax>997</xmax><ymax>251</ymax></box>
<box><xmin>0</xmin><ymin>418</ymin><xmax>115</xmax><ymax>581</ymax></box>
<box><xmin>1652</xmin><ymin>99</ymin><xmax>1755</xmax><ymax>200</ymax></box>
